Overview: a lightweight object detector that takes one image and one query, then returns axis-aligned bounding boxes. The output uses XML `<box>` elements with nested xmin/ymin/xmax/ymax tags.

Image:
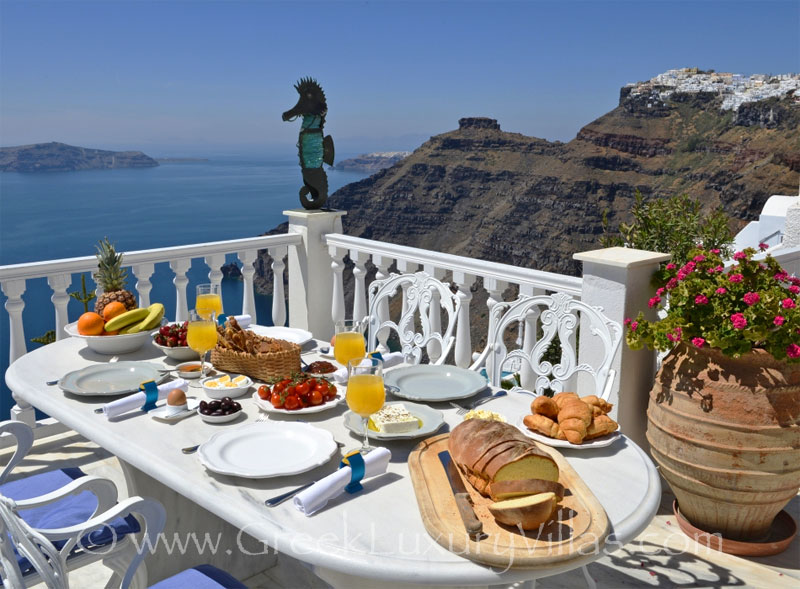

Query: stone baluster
<box><xmin>423</xmin><ymin>266</ymin><xmax>447</xmax><ymax>363</ymax></box>
<box><xmin>351</xmin><ymin>250</ymin><xmax>369</xmax><ymax>324</ymax></box>
<box><xmin>518</xmin><ymin>284</ymin><xmax>545</xmax><ymax>390</ymax></box>
<box><xmin>2</xmin><ymin>279</ymin><xmax>35</xmax><ymax>426</ymax></box>
<box><xmin>205</xmin><ymin>254</ymin><xmax>225</xmax><ymax>289</ymax></box>
<box><xmin>47</xmin><ymin>273</ymin><xmax>71</xmax><ymax>341</ymax></box>
<box><xmin>131</xmin><ymin>263</ymin><xmax>155</xmax><ymax>308</ymax></box>
<box><xmin>396</xmin><ymin>260</ymin><xmax>420</xmax><ymax>318</ymax></box>
<box><xmin>452</xmin><ymin>271</ymin><xmax>476</xmax><ymax>368</ymax></box>
<box><xmin>237</xmin><ymin>249</ymin><xmax>258</xmax><ymax>321</ymax></box>
<box><xmin>268</xmin><ymin>246</ymin><xmax>287</xmax><ymax>327</ymax></box>
<box><xmin>483</xmin><ymin>277</ymin><xmax>508</xmax><ymax>381</ymax></box>
<box><xmin>170</xmin><ymin>259</ymin><xmax>191</xmax><ymax>322</ymax></box>
<box><xmin>329</xmin><ymin>246</ymin><xmax>347</xmax><ymax>327</ymax></box>
<box><xmin>371</xmin><ymin>254</ymin><xmax>393</xmax><ymax>350</ymax></box>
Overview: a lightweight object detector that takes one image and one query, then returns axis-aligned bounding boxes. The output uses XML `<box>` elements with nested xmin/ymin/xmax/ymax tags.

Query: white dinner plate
<box><xmin>247</xmin><ymin>325</ymin><xmax>313</xmax><ymax>345</ymax></box>
<box><xmin>514</xmin><ymin>415</ymin><xmax>622</xmax><ymax>449</ymax></box>
<box><xmin>383</xmin><ymin>365</ymin><xmax>487</xmax><ymax>402</ymax></box>
<box><xmin>59</xmin><ymin>362</ymin><xmax>168</xmax><ymax>396</ymax></box>
<box><xmin>150</xmin><ymin>397</ymin><xmax>200</xmax><ymax>422</ymax></box>
<box><xmin>197</xmin><ymin>422</ymin><xmax>337</xmax><ymax>478</ymax></box>
<box><xmin>343</xmin><ymin>401</ymin><xmax>445</xmax><ymax>440</ymax></box>
<box><xmin>251</xmin><ymin>391</ymin><xmax>345</xmax><ymax>414</ymax></box>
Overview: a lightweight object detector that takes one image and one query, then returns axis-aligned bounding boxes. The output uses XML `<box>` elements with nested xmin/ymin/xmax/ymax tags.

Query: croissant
<box><xmin>523</xmin><ymin>414</ymin><xmax>565</xmax><ymax>440</ymax></box>
<box><xmin>558</xmin><ymin>400</ymin><xmax>593</xmax><ymax>428</ymax></box>
<box><xmin>552</xmin><ymin>392</ymin><xmax>579</xmax><ymax>410</ymax></box>
<box><xmin>559</xmin><ymin>417</ymin><xmax>588</xmax><ymax>444</ymax></box>
<box><xmin>581</xmin><ymin>395</ymin><xmax>613</xmax><ymax>416</ymax></box>
<box><xmin>585</xmin><ymin>414</ymin><xmax>619</xmax><ymax>440</ymax></box>
<box><xmin>530</xmin><ymin>396</ymin><xmax>559</xmax><ymax>419</ymax></box>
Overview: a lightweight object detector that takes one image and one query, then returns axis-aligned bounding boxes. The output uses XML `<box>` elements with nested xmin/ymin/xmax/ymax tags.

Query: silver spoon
<box><xmin>182</xmin><ymin>444</ymin><xmax>200</xmax><ymax>454</ymax></box>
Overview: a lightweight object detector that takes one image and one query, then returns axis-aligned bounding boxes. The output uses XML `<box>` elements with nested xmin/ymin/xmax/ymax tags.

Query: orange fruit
<box><xmin>102</xmin><ymin>301</ymin><xmax>127</xmax><ymax>322</ymax></box>
<box><xmin>77</xmin><ymin>312</ymin><xmax>105</xmax><ymax>336</ymax></box>
<box><xmin>102</xmin><ymin>329</ymin><xmax>120</xmax><ymax>336</ymax></box>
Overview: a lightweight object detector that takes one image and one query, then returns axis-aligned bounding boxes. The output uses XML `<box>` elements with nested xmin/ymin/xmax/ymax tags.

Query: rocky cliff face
<box><xmin>334</xmin><ymin>151</ymin><xmax>411</xmax><ymax>172</ymax></box>
<box><xmin>0</xmin><ymin>142</ymin><xmax>159</xmax><ymax>172</ymax></box>
<box><xmin>327</xmin><ymin>95</ymin><xmax>799</xmax><ymax>277</ymax></box>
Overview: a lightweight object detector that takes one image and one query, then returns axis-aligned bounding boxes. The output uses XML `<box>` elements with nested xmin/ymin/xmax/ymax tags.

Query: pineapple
<box><xmin>93</xmin><ymin>238</ymin><xmax>137</xmax><ymax>315</ymax></box>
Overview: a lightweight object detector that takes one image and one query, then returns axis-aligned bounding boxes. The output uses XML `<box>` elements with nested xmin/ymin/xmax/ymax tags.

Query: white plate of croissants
<box><xmin>516</xmin><ymin>391</ymin><xmax>621</xmax><ymax>449</ymax></box>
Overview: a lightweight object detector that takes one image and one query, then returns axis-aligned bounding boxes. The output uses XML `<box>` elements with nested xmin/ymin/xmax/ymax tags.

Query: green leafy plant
<box><xmin>30</xmin><ymin>330</ymin><xmax>56</xmax><ymax>346</ymax></box>
<box><xmin>69</xmin><ymin>273</ymin><xmax>96</xmax><ymax>313</ymax></box>
<box><xmin>626</xmin><ymin>245</ymin><xmax>800</xmax><ymax>363</ymax></box>
<box><xmin>601</xmin><ymin>192</ymin><xmax>734</xmax><ymax>265</ymax></box>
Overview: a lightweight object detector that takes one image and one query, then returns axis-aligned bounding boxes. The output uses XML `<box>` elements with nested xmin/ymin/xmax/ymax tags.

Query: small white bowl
<box><xmin>152</xmin><ymin>339</ymin><xmax>199</xmax><ymax>360</ymax></box>
<box><xmin>64</xmin><ymin>322</ymin><xmax>153</xmax><ymax>355</ymax></box>
<box><xmin>197</xmin><ymin>408</ymin><xmax>243</xmax><ymax>424</ymax></box>
<box><xmin>175</xmin><ymin>361</ymin><xmax>204</xmax><ymax>379</ymax></box>
<box><xmin>200</xmin><ymin>374</ymin><xmax>252</xmax><ymax>400</ymax></box>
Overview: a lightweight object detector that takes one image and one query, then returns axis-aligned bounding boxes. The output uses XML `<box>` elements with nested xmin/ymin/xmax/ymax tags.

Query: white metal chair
<box><xmin>475</xmin><ymin>292</ymin><xmax>622</xmax><ymax>398</ymax></box>
<box><xmin>366</xmin><ymin>271</ymin><xmax>461</xmax><ymax>364</ymax></box>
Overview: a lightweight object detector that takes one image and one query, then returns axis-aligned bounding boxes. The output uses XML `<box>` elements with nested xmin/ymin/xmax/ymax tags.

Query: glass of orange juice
<box><xmin>334</xmin><ymin>319</ymin><xmax>366</xmax><ymax>367</ymax></box>
<box><xmin>346</xmin><ymin>357</ymin><xmax>384</xmax><ymax>452</ymax></box>
<box><xmin>187</xmin><ymin>310</ymin><xmax>218</xmax><ymax>377</ymax></box>
<box><xmin>196</xmin><ymin>283</ymin><xmax>223</xmax><ymax>321</ymax></box>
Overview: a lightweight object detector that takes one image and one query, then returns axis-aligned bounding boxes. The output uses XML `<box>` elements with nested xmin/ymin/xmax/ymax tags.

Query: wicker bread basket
<box><xmin>210</xmin><ymin>337</ymin><xmax>301</xmax><ymax>382</ymax></box>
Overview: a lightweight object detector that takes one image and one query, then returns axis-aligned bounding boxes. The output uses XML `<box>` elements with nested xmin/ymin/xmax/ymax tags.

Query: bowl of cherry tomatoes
<box><xmin>253</xmin><ymin>375</ymin><xmax>342</xmax><ymax>414</ymax></box>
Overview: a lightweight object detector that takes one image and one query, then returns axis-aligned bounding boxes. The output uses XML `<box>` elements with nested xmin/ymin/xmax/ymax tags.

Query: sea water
<box><xmin>0</xmin><ymin>157</ymin><xmax>369</xmax><ymax>419</ymax></box>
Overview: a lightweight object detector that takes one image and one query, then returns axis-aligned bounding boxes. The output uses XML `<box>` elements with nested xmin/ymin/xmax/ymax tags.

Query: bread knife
<box><xmin>438</xmin><ymin>450</ymin><xmax>484</xmax><ymax>540</ymax></box>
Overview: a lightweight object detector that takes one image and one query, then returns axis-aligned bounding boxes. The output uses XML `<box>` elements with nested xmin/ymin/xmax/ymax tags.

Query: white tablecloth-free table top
<box><xmin>5</xmin><ymin>335</ymin><xmax>660</xmax><ymax>586</ymax></box>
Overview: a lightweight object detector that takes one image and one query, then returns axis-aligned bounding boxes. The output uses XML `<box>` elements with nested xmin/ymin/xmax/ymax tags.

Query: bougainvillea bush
<box><xmin>626</xmin><ymin>245</ymin><xmax>800</xmax><ymax>363</ymax></box>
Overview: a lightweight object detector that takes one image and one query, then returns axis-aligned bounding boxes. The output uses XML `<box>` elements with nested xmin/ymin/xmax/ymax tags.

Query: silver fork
<box><xmin>451</xmin><ymin>390</ymin><xmax>508</xmax><ymax>415</ymax></box>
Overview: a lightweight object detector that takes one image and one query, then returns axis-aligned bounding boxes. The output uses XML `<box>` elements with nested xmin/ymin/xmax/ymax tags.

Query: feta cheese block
<box><xmin>370</xmin><ymin>404</ymin><xmax>420</xmax><ymax>434</ymax></box>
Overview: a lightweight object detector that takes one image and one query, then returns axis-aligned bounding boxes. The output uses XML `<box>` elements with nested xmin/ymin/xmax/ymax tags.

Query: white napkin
<box><xmin>231</xmin><ymin>314</ymin><xmax>251</xmax><ymax>328</ymax></box>
<box><xmin>101</xmin><ymin>379</ymin><xmax>189</xmax><ymax>418</ymax></box>
<box><xmin>331</xmin><ymin>352</ymin><xmax>405</xmax><ymax>384</ymax></box>
<box><xmin>293</xmin><ymin>447</ymin><xmax>391</xmax><ymax>516</ymax></box>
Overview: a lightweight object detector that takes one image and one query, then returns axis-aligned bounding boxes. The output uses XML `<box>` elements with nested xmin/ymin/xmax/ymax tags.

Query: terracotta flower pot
<box><xmin>647</xmin><ymin>342</ymin><xmax>800</xmax><ymax>541</ymax></box>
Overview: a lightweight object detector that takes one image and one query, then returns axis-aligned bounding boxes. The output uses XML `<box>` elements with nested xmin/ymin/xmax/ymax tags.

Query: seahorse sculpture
<box><xmin>282</xmin><ymin>77</ymin><xmax>335</xmax><ymax>210</ymax></box>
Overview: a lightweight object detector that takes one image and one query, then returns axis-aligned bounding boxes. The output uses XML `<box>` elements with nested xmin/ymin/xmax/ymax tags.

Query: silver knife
<box><xmin>438</xmin><ymin>450</ymin><xmax>483</xmax><ymax>540</ymax></box>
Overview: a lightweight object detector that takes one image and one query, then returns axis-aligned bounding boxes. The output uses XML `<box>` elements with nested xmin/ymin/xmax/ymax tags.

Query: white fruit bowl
<box><xmin>152</xmin><ymin>340</ymin><xmax>199</xmax><ymax>361</ymax></box>
<box><xmin>64</xmin><ymin>322</ymin><xmax>154</xmax><ymax>355</ymax></box>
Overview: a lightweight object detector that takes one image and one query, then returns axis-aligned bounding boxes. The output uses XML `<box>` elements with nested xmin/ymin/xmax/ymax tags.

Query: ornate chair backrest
<box><xmin>367</xmin><ymin>271</ymin><xmax>461</xmax><ymax>365</ymax></box>
<box><xmin>0</xmin><ymin>421</ymin><xmax>34</xmax><ymax>485</ymax></box>
<box><xmin>479</xmin><ymin>292</ymin><xmax>622</xmax><ymax>398</ymax></box>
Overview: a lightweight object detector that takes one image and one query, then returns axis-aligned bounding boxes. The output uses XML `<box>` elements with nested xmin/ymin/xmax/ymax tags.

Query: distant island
<box><xmin>334</xmin><ymin>151</ymin><xmax>411</xmax><ymax>173</ymax></box>
<box><xmin>0</xmin><ymin>142</ymin><xmax>159</xmax><ymax>172</ymax></box>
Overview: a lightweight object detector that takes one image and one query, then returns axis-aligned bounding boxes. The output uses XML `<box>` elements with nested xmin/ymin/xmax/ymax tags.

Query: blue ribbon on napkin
<box><xmin>140</xmin><ymin>380</ymin><xmax>159</xmax><ymax>412</ymax></box>
<box><xmin>217</xmin><ymin>313</ymin><xmax>227</xmax><ymax>326</ymax></box>
<box><xmin>367</xmin><ymin>351</ymin><xmax>384</xmax><ymax>362</ymax></box>
<box><xmin>339</xmin><ymin>451</ymin><xmax>366</xmax><ymax>494</ymax></box>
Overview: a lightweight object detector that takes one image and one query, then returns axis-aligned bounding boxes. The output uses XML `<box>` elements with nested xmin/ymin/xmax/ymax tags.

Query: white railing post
<box><xmin>573</xmin><ymin>247</ymin><xmax>671</xmax><ymax>452</ymax></box>
<box><xmin>2</xmin><ymin>279</ymin><xmax>35</xmax><ymax>426</ymax></box>
<box><xmin>205</xmin><ymin>254</ymin><xmax>225</xmax><ymax>289</ymax></box>
<box><xmin>267</xmin><ymin>246</ymin><xmax>287</xmax><ymax>327</ymax></box>
<box><xmin>170</xmin><ymin>259</ymin><xmax>191</xmax><ymax>322</ymax></box>
<box><xmin>483</xmin><ymin>276</ymin><xmax>508</xmax><ymax>380</ymax></box>
<box><xmin>237</xmin><ymin>249</ymin><xmax>258</xmax><ymax>321</ymax></box>
<box><xmin>423</xmin><ymin>266</ymin><xmax>447</xmax><ymax>363</ymax></box>
<box><xmin>329</xmin><ymin>246</ymin><xmax>347</xmax><ymax>327</ymax></box>
<box><xmin>285</xmin><ymin>209</ymin><xmax>346</xmax><ymax>340</ymax></box>
<box><xmin>47</xmin><ymin>274</ymin><xmax>71</xmax><ymax>341</ymax></box>
<box><xmin>351</xmin><ymin>250</ymin><xmax>369</xmax><ymax>324</ymax></box>
<box><xmin>372</xmin><ymin>254</ymin><xmax>392</xmax><ymax>350</ymax></box>
<box><xmin>396</xmin><ymin>260</ymin><xmax>420</xmax><ymax>318</ymax></box>
<box><xmin>452</xmin><ymin>271</ymin><xmax>476</xmax><ymax>368</ymax></box>
<box><xmin>131</xmin><ymin>263</ymin><xmax>155</xmax><ymax>308</ymax></box>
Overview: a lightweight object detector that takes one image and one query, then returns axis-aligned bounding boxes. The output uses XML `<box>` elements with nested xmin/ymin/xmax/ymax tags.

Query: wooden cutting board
<box><xmin>408</xmin><ymin>433</ymin><xmax>610</xmax><ymax>569</ymax></box>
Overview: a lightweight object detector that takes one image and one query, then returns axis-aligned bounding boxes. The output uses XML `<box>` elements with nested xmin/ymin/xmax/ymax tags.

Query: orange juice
<box><xmin>346</xmin><ymin>374</ymin><xmax>385</xmax><ymax>417</ymax></box>
<box><xmin>334</xmin><ymin>331</ymin><xmax>366</xmax><ymax>366</ymax></box>
<box><xmin>187</xmin><ymin>320</ymin><xmax>218</xmax><ymax>354</ymax></box>
<box><xmin>195</xmin><ymin>293</ymin><xmax>223</xmax><ymax>320</ymax></box>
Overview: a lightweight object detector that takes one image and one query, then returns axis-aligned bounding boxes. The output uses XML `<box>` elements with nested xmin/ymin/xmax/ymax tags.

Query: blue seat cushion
<box><xmin>150</xmin><ymin>565</ymin><xmax>247</xmax><ymax>589</ymax></box>
<box><xmin>1</xmin><ymin>467</ymin><xmax>140</xmax><ymax>575</ymax></box>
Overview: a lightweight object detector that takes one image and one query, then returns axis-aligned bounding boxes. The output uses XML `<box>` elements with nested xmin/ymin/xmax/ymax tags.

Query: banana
<box><xmin>125</xmin><ymin>303</ymin><xmax>165</xmax><ymax>334</ymax></box>
<box><xmin>104</xmin><ymin>307</ymin><xmax>149</xmax><ymax>332</ymax></box>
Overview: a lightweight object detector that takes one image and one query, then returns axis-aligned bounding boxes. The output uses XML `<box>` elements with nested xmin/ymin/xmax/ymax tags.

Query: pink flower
<box><xmin>787</xmin><ymin>344</ymin><xmax>800</xmax><ymax>359</ymax></box>
<box><xmin>693</xmin><ymin>254</ymin><xmax>706</xmax><ymax>262</ymax></box>
<box><xmin>666</xmin><ymin>278</ymin><xmax>679</xmax><ymax>290</ymax></box>
<box><xmin>656</xmin><ymin>287</ymin><xmax>665</xmax><ymax>296</ymax></box>
<box><xmin>710</xmin><ymin>248</ymin><xmax>721</xmax><ymax>254</ymax></box>
<box><xmin>677</xmin><ymin>270</ymin><xmax>688</xmax><ymax>280</ymax></box>
<box><xmin>759</xmin><ymin>242</ymin><xmax>769</xmax><ymax>251</ymax></box>
<box><xmin>743</xmin><ymin>292</ymin><xmax>760</xmax><ymax>306</ymax></box>
<box><xmin>731</xmin><ymin>313</ymin><xmax>747</xmax><ymax>329</ymax></box>
<box><xmin>774</xmin><ymin>316</ymin><xmax>785</xmax><ymax>326</ymax></box>
<box><xmin>715</xmin><ymin>287</ymin><xmax>727</xmax><ymax>295</ymax></box>
<box><xmin>775</xmin><ymin>271</ymin><xmax>789</xmax><ymax>281</ymax></box>
<box><xmin>695</xmin><ymin>294</ymin><xmax>709</xmax><ymax>305</ymax></box>
<box><xmin>714</xmin><ymin>265</ymin><xmax>724</xmax><ymax>273</ymax></box>
<box><xmin>630</xmin><ymin>321</ymin><xmax>639</xmax><ymax>332</ymax></box>
<box><xmin>648</xmin><ymin>296</ymin><xmax>661</xmax><ymax>308</ymax></box>
<box><xmin>667</xmin><ymin>327</ymin><xmax>682</xmax><ymax>343</ymax></box>
<box><xmin>666</xmin><ymin>263</ymin><xmax>676</xmax><ymax>270</ymax></box>
<box><xmin>691</xmin><ymin>337</ymin><xmax>706</xmax><ymax>348</ymax></box>
<box><xmin>733</xmin><ymin>251</ymin><xmax>747</xmax><ymax>261</ymax></box>
<box><xmin>782</xmin><ymin>298</ymin><xmax>797</xmax><ymax>309</ymax></box>
<box><xmin>729</xmin><ymin>273</ymin><xmax>743</xmax><ymax>283</ymax></box>
<box><xmin>624</xmin><ymin>318</ymin><xmax>631</xmax><ymax>326</ymax></box>
<box><xmin>789</xmin><ymin>285</ymin><xmax>800</xmax><ymax>294</ymax></box>
<box><xmin>792</xmin><ymin>277</ymin><xmax>800</xmax><ymax>286</ymax></box>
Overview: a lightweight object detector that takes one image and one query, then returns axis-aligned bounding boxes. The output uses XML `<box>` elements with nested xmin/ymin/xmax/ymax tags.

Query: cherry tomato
<box><xmin>273</xmin><ymin>382</ymin><xmax>286</xmax><ymax>394</ymax></box>
<box><xmin>284</xmin><ymin>395</ymin><xmax>301</xmax><ymax>410</ymax></box>
<box><xmin>295</xmin><ymin>381</ymin><xmax>310</xmax><ymax>396</ymax></box>
<box><xmin>270</xmin><ymin>391</ymin><xmax>284</xmax><ymax>408</ymax></box>
<box><xmin>328</xmin><ymin>384</ymin><xmax>337</xmax><ymax>396</ymax></box>
<box><xmin>286</xmin><ymin>385</ymin><xmax>296</xmax><ymax>397</ymax></box>
<box><xmin>310</xmin><ymin>390</ymin><xmax>323</xmax><ymax>405</ymax></box>
<box><xmin>314</xmin><ymin>380</ymin><xmax>329</xmax><ymax>394</ymax></box>
<box><xmin>258</xmin><ymin>385</ymin><xmax>271</xmax><ymax>400</ymax></box>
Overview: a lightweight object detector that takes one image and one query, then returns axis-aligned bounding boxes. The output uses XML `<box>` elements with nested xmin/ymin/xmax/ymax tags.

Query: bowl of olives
<box><xmin>198</xmin><ymin>397</ymin><xmax>242</xmax><ymax>423</ymax></box>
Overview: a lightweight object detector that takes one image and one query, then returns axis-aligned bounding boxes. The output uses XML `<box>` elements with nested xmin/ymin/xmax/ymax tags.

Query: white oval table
<box><xmin>5</xmin><ymin>336</ymin><xmax>661</xmax><ymax>587</ymax></box>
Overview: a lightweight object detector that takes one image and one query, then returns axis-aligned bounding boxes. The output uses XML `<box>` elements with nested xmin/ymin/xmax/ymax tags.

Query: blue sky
<box><xmin>1</xmin><ymin>0</ymin><xmax>798</xmax><ymax>156</ymax></box>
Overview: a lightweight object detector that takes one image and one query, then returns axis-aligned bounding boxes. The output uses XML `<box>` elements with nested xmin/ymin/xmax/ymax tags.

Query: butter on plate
<box><xmin>369</xmin><ymin>404</ymin><xmax>421</xmax><ymax>434</ymax></box>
